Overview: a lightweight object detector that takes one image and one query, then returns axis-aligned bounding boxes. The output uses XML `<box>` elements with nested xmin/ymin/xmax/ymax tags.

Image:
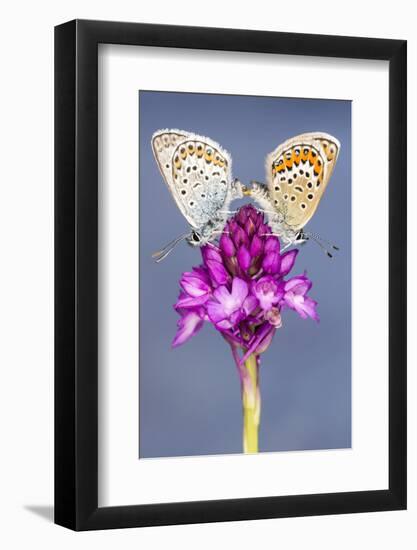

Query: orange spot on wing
<box><xmin>293</xmin><ymin>149</ymin><xmax>301</xmax><ymax>164</ymax></box>
<box><xmin>300</xmin><ymin>148</ymin><xmax>309</xmax><ymax>162</ymax></box>
<box><xmin>314</xmin><ymin>160</ymin><xmax>323</xmax><ymax>175</ymax></box>
<box><xmin>205</xmin><ymin>150</ymin><xmax>213</xmax><ymax>162</ymax></box>
<box><xmin>308</xmin><ymin>150</ymin><xmax>317</xmax><ymax>164</ymax></box>
<box><xmin>285</xmin><ymin>155</ymin><xmax>294</xmax><ymax>169</ymax></box>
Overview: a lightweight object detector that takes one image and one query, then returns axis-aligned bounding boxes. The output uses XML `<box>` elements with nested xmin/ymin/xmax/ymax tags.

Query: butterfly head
<box><xmin>187</xmin><ymin>230</ymin><xmax>204</xmax><ymax>247</ymax></box>
<box><xmin>295</xmin><ymin>230</ymin><xmax>307</xmax><ymax>245</ymax></box>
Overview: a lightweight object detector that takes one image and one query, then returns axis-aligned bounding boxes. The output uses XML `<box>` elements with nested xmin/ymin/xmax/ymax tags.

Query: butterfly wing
<box><xmin>265</xmin><ymin>132</ymin><xmax>340</xmax><ymax>230</ymax></box>
<box><xmin>152</xmin><ymin>129</ymin><xmax>192</xmax><ymax>220</ymax></box>
<box><xmin>153</xmin><ymin>129</ymin><xmax>232</xmax><ymax>229</ymax></box>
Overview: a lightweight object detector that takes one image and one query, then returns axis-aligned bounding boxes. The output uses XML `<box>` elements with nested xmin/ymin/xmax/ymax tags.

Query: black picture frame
<box><xmin>55</xmin><ymin>19</ymin><xmax>407</xmax><ymax>531</ymax></box>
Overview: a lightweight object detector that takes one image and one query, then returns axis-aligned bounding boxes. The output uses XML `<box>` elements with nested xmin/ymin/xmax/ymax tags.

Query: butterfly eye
<box><xmin>192</xmin><ymin>231</ymin><xmax>201</xmax><ymax>243</ymax></box>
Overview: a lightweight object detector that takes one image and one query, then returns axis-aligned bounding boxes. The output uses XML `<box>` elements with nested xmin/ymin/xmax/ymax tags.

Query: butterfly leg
<box><xmin>211</xmin><ymin>230</ymin><xmax>231</xmax><ymax>236</ymax></box>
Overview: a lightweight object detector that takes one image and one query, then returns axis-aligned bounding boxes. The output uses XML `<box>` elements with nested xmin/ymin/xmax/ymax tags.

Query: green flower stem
<box><xmin>241</xmin><ymin>354</ymin><xmax>260</xmax><ymax>454</ymax></box>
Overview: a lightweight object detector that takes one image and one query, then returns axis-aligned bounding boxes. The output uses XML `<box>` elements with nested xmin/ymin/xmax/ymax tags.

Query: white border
<box><xmin>98</xmin><ymin>44</ymin><xmax>389</xmax><ymax>506</ymax></box>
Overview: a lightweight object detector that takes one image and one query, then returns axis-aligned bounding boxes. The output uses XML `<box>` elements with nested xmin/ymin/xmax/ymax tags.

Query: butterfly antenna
<box><xmin>306</xmin><ymin>231</ymin><xmax>340</xmax><ymax>251</ymax></box>
<box><xmin>152</xmin><ymin>233</ymin><xmax>189</xmax><ymax>263</ymax></box>
<box><xmin>302</xmin><ymin>233</ymin><xmax>336</xmax><ymax>259</ymax></box>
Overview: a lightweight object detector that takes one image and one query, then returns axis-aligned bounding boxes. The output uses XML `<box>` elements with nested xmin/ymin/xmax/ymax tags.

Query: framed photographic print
<box><xmin>55</xmin><ymin>19</ymin><xmax>407</xmax><ymax>530</ymax></box>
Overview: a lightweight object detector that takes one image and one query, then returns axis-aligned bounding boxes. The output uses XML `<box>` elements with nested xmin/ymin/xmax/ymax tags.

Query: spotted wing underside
<box><xmin>152</xmin><ymin>129</ymin><xmax>232</xmax><ymax>228</ymax></box>
<box><xmin>265</xmin><ymin>132</ymin><xmax>340</xmax><ymax>230</ymax></box>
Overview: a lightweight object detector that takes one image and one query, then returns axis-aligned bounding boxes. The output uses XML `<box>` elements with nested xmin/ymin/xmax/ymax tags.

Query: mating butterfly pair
<box><xmin>152</xmin><ymin>129</ymin><xmax>340</xmax><ymax>261</ymax></box>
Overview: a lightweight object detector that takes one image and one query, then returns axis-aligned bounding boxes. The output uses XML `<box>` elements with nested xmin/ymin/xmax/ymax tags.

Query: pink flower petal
<box><xmin>243</xmin><ymin>294</ymin><xmax>258</xmax><ymax>315</ymax></box>
<box><xmin>250</xmin><ymin>234</ymin><xmax>263</xmax><ymax>257</ymax></box>
<box><xmin>202</xmin><ymin>245</ymin><xmax>222</xmax><ymax>263</ymax></box>
<box><xmin>213</xmin><ymin>285</ymin><xmax>232</xmax><ymax>304</ymax></box>
<box><xmin>231</xmin><ymin>277</ymin><xmax>249</xmax><ymax>303</ymax></box>
<box><xmin>175</xmin><ymin>293</ymin><xmax>210</xmax><ymax>309</ymax></box>
<box><xmin>284</xmin><ymin>275</ymin><xmax>312</xmax><ymax>295</ymax></box>
<box><xmin>180</xmin><ymin>273</ymin><xmax>210</xmax><ymax>297</ymax></box>
<box><xmin>219</xmin><ymin>234</ymin><xmax>235</xmax><ymax>257</ymax></box>
<box><xmin>262</xmin><ymin>251</ymin><xmax>281</xmax><ymax>274</ymax></box>
<box><xmin>172</xmin><ymin>311</ymin><xmax>204</xmax><ymax>347</ymax></box>
<box><xmin>264</xmin><ymin>236</ymin><xmax>280</xmax><ymax>254</ymax></box>
<box><xmin>237</xmin><ymin>245</ymin><xmax>251</xmax><ymax>271</ymax></box>
<box><xmin>206</xmin><ymin>260</ymin><xmax>229</xmax><ymax>285</ymax></box>
<box><xmin>215</xmin><ymin>319</ymin><xmax>233</xmax><ymax>330</ymax></box>
<box><xmin>280</xmin><ymin>249</ymin><xmax>298</xmax><ymax>276</ymax></box>
<box><xmin>207</xmin><ymin>300</ymin><xmax>228</xmax><ymax>323</ymax></box>
<box><xmin>233</xmin><ymin>226</ymin><xmax>248</xmax><ymax>248</ymax></box>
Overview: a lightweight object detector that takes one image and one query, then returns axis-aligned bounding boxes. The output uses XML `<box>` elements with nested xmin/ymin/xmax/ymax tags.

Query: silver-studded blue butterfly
<box><xmin>152</xmin><ymin>129</ymin><xmax>243</xmax><ymax>261</ymax></box>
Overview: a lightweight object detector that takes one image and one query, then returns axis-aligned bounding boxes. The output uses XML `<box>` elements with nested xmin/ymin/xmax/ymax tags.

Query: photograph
<box><xmin>139</xmin><ymin>91</ymin><xmax>352</xmax><ymax>458</ymax></box>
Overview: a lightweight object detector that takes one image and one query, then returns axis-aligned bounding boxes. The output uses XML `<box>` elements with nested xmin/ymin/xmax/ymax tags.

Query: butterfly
<box><xmin>151</xmin><ymin>129</ymin><xmax>244</xmax><ymax>261</ymax></box>
<box><xmin>250</xmin><ymin>132</ymin><xmax>340</xmax><ymax>256</ymax></box>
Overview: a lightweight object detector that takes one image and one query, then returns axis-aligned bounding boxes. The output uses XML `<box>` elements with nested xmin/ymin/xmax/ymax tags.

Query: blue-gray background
<box><xmin>139</xmin><ymin>91</ymin><xmax>351</xmax><ymax>458</ymax></box>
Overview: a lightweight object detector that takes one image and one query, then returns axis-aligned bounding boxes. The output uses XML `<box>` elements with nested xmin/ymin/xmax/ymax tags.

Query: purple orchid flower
<box><xmin>170</xmin><ymin>205</ymin><xmax>319</xmax><ymax>453</ymax></box>
<box><xmin>252</xmin><ymin>276</ymin><xmax>283</xmax><ymax>312</ymax></box>
<box><xmin>172</xmin><ymin>204</ymin><xmax>318</xmax><ymax>351</ymax></box>
<box><xmin>207</xmin><ymin>278</ymin><xmax>258</xmax><ymax>330</ymax></box>
<box><xmin>281</xmin><ymin>275</ymin><xmax>319</xmax><ymax>321</ymax></box>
